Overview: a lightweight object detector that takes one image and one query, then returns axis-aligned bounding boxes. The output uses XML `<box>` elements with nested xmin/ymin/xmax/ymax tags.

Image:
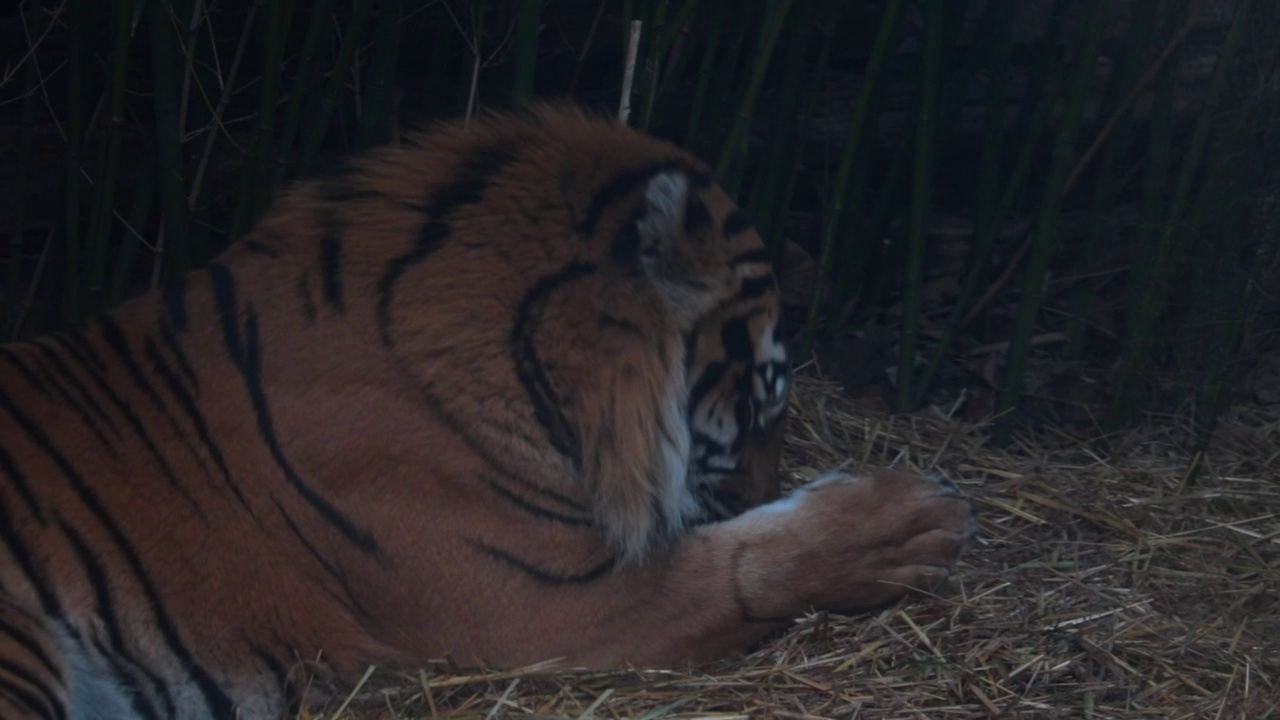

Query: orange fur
<box><xmin>0</xmin><ymin>106</ymin><xmax>973</xmax><ymax>720</ymax></box>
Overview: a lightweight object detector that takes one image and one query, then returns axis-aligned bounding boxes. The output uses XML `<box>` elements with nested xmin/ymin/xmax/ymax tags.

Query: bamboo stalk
<box><xmin>682</xmin><ymin>0</ymin><xmax>728</xmax><ymax>150</ymax></box>
<box><xmin>510</xmin><ymin>0</ymin><xmax>542</xmax><ymax>101</ymax></box>
<box><xmin>357</xmin><ymin>0</ymin><xmax>402</xmax><ymax>149</ymax></box>
<box><xmin>297</xmin><ymin>1</ymin><xmax>373</xmax><ymax>175</ymax></box>
<box><xmin>3</xmin><ymin>29</ymin><xmax>39</xmax><ymax>337</ymax></box>
<box><xmin>62</xmin><ymin>0</ymin><xmax>86</xmax><ymax>323</ymax></box>
<box><xmin>715</xmin><ymin>0</ymin><xmax>794</xmax><ymax>196</ymax></box>
<box><xmin>635</xmin><ymin>0</ymin><xmax>669</xmax><ymax>129</ymax></box>
<box><xmin>273</xmin><ymin>0</ymin><xmax>336</xmax><ymax>192</ymax></box>
<box><xmin>1067</xmin><ymin>0</ymin><xmax>1159</xmax><ymax>355</ymax></box>
<box><xmin>801</xmin><ymin>0</ymin><xmax>908</xmax><ymax>359</ymax></box>
<box><xmin>912</xmin><ymin>1</ymin><xmax>1018</xmax><ymax>406</ymax></box>
<box><xmin>148</xmin><ymin>0</ymin><xmax>192</xmax><ymax>281</ymax></box>
<box><xmin>994</xmin><ymin>0</ymin><xmax>1108</xmax><ymax>439</ymax></box>
<box><xmin>765</xmin><ymin>6</ymin><xmax>837</xmax><ymax>258</ymax></box>
<box><xmin>746</xmin><ymin>1</ymin><xmax>814</xmax><ymax>246</ymax></box>
<box><xmin>1108</xmin><ymin>0</ymin><xmax>1253</xmax><ymax>428</ymax></box>
<box><xmin>108</xmin><ymin>174</ymin><xmax>155</xmax><ymax>306</ymax></box>
<box><xmin>895</xmin><ymin>0</ymin><xmax>945</xmax><ymax>412</ymax></box>
<box><xmin>86</xmin><ymin>0</ymin><xmax>135</xmax><ymax>304</ymax></box>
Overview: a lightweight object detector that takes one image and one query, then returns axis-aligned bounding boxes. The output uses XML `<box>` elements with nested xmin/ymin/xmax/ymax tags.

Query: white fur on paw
<box><xmin>754</xmin><ymin>472</ymin><xmax>865</xmax><ymax>517</ymax></box>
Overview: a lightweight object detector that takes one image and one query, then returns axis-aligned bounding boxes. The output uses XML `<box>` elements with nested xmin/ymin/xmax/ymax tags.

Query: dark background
<box><xmin>1</xmin><ymin>0</ymin><xmax>1276</xmax><ymax>447</ymax></box>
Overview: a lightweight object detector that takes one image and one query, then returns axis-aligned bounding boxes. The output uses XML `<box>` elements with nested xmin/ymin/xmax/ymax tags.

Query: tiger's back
<box><xmin>0</xmin><ymin>106</ymin><xmax>973</xmax><ymax>720</ymax></box>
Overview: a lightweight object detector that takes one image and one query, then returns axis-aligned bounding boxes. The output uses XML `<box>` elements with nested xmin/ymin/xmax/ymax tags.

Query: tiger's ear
<box><xmin>634</xmin><ymin>171</ymin><xmax>691</xmax><ymax>275</ymax></box>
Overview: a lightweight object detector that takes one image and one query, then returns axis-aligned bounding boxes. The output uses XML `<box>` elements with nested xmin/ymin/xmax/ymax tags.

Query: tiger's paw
<box><xmin>735</xmin><ymin>468</ymin><xmax>976</xmax><ymax>619</ymax></box>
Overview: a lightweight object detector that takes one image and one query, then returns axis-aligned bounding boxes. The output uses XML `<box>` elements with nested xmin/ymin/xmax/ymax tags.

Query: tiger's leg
<box><xmin>588</xmin><ymin>469</ymin><xmax>973</xmax><ymax>665</ymax></box>
<box><xmin>443</xmin><ymin>468</ymin><xmax>974</xmax><ymax>667</ymax></box>
<box><xmin>0</xmin><ymin>599</ymin><xmax>67</xmax><ymax>720</ymax></box>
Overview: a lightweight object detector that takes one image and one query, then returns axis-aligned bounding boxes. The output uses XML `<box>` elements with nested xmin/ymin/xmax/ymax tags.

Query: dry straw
<box><xmin>303</xmin><ymin>375</ymin><xmax>1278</xmax><ymax>719</ymax></box>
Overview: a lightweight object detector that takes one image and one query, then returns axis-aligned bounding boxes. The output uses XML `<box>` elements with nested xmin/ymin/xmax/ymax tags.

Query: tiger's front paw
<box><xmin>735</xmin><ymin>468</ymin><xmax>975</xmax><ymax>619</ymax></box>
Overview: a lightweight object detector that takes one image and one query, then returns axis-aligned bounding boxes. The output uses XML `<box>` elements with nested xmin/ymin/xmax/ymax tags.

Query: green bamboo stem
<box><xmin>715</xmin><ymin>0</ymin><xmax>793</xmax><ymax>195</ymax></box>
<box><xmin>1067</xmin><ymin>0</ymin><xmax>1159</xmax><ymax>354</ymax></box>
<box><xmin>955</xmin><ymin>6</ymin><xmax>1076</xmax><ymax>333</ymax></box>
<box><xmin>273</xmin><ymin>0</ymin><xmax>336</xmax><ymax>192</ymax></box>
<box><xmin>297</xmin><ymin>3</ymin><xmax>373</xmax><ymax>176</ymax></box>
<box><xmin>1108</xmin><ymin>0</ymin><xmax>1254</xmax><ymax>428</ymax></box>
<box><xmin>746</xmin><ymin>1</ymin><xmax>814</xmax><ymax>244</ymax></box>
<box><xmin>510</xmin><ymin>0</ymin><xmax>543</xmax><ymax>101</ymax></box>
<box><xmin>994</xmin><ymin>0</ymin><xmax>1108</xmax><ymax>439</ymax></box>
<box><xmin>766</xmin><ymin>8</ymin><xmax>837</xmax><ymax>258</ymax></box>
<box><xmin>4</xmin><ymin>36</ymin><xmax>40</xmax><ymax>337</ymax></box>
<box><xmin>62</xmin><ymin>0</ymin><xmax>85</xmax><ymax>323</ymax></box>
<box><xmin>912</xmin><ymin>2</ymin><xmax>1017</xmax><ymax>404</ymax></box>
<box><xmin>148</xmin><ymin>0</ymin><xmax>192</xmax><ymax>281</ymax></box>
<box><xmin>86</xmin><ymin>0</ymin><xmax>135</xmax><ymax>303</ymax></box>
<box><xmin>895</xmin><ymin>0</ymin><xmax>945</xmax><ymax>412</ymax></box>
<box><xmin>647</xmin><ymin>0</ymin><xmax>702</xmax><ymax>121</ymax></box>
<box><xmin>108</xmin><ymin>174</ymin><xmax>155</xmax><ymax>307</ymax></box>
<box><xmin>800</xmin><ymin>0</ymin><xmax>908</xmax><ymax>360</ymax></box>
<box><xmin>357</xmin><ymin>0</ymin><xmax>402</xmax><ymax>149</ymax></box>
<box><xmin>1175</xmin><ymin>17</ymin><xmax>1279</xmax><ymax>436</ymax></box>
<box><xmin>682</xmin><ymin>0</ymin><xmax>728</xmax><ymax>151</ymax></box>
<box><xmin>636</xmin><ymin>0</ymin><xmax>670</xmax><ymax>129</ymax></box>
<box><xmin>233</xmin><ymin>0</ymin><xmax>296</xmax><ymax>237</ymax></box>
<box><xmin>187</xmin><ymin>1</ymin><xmax>258</xmax><ymax>214</ymax></box>
<box><xmin>857</xmin><ymin>0</ymin><xmax>971</xmax><ymax>315</ymax></box>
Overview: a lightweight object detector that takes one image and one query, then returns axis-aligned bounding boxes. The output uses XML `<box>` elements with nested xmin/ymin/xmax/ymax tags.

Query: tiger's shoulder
<box><xmin>217</xmin><ymin>104</ymin><xmax>788</xmax><ymax>560</ymax></box>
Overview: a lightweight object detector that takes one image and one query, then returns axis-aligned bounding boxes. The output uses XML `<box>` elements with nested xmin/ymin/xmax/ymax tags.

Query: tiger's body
<box><xmin>0</xmin><ymin>107</ymin><xmax>973</xmax><ymax>720</ymax></box>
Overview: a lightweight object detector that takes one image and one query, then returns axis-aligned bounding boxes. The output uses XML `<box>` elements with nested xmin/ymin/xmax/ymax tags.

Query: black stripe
<box><xmin>683</xmin><ymin>196</ymin><xmax>712</xmax><ymax>237</ymax></box>
<box><xmin>608</xmin><ymin>208</ymin><xmax>646</xmax><ymax>270</ymax></box>
<box><xmin>0</xmin><ymin>503</ymin><xmax>61</xmax><ymax>617</ymax></box>
<box><xmin>208</xmin><ymin>263</ymin><xmax>380</xmax><ymax>556</ymax></box>
<box><xmin>297</xmin><ymin>272</ymin><xmax>317</xmax><ymax>325</ymax></box>
<box><xmin>737</xmin><ymin>275</ymin><xmax>775</xmax><ymax>302</ymax></box>
<box><xmin>156</xmin><ymin>321</ymin><xmax>199</xmax><ymax>392</ymax></box>
<box><xmin>730</xmin><ymin>248</ymin><xmax>772</xmax><ymax>267</ymax></box>
<box><xmin>58</xmin><ymin>329</ymin><xmax>105</xmax><ymax>372</ymax></box>
<box><xmin>405</xmin><ymin>382</ymin><xmax>590</xmax><ymax>513</ymax></box>
<box><xmin>320</xmin><ymin>213</ymin><xmax>344</xmax><ymax>313</ymax></box>
<box><xmin>510</xmin><ymin>262</ymin><xmax>596</xmax><ymax>467</ymax></box>
<box><xmin>721</xmin><ymin>209</ymin><xmax>754</xmax><ymax>238</ymax></box>
<box><xmin>0</xmin><ymin>659</ymin><xmax>65</xmax><ymax>720</ymax></box>
<box><xmin>0</xmin><ymin>347</ymin><xmax>55</xmax><ymax>400</ymax></box>
<box><xmin>142</xmin><ymin>338</ymin><xmax>253</xmax><ymax>513</ymax></box>
<box><xmin>720</xmin><ymin>318</ymin><xmax>753</xmax><ymax>362</ymax></box>
<box><xmin>162</xmin><ymin>275</ymin><xmax>189</xmax><ymax>332</ymax></box>
<box><xmin>242</xmin><ymin>239</ymin><xmax>280</xmax><ymax>258</ymax></box>
<box><xmin>25</xmin><ymin>342</ymin><xmax>121</xmax><ymax>453</ymax></box>
<box><xmin>78</xmin><ymin>321</ymin><xmax>204</xmax><ymax>514</ymax></box>
<box><xmin>485</xmin><ymin>477</ymin><xmax>592</xmax><ymax>526</ymax></box>
<box><xmin>58</xmin><ymin>518</ymin><xmax>170</xmax><ymax>720</ymax></box>
<box><xmin>0</xmin><ymin>442</ymin><xmax>46</xmax><ymax>521</ymax></box>
<box><xmin>470</xmin><ymin>540</ymin><xmax>615</xmax><ymax>585</ymax></box>
<box><xmin>0</xmin><ymin>614</ymin><xmax>62</xmax><ymax>683</ymax></box>
<box><xmin>249</xmin><ymin>644</ymin><xmax>292</xmax><ymax>708</ymax></box>
<box><xmin>377</xmin><ymin>138</ymin><xmax>525</xmax><ymax>347</ymax></box>
<box><xmin>274</xmin><ymin>501</ymin><xmax>369</xmax><ymax>619</ymax></box>
<box><xmin>597</xmin><ymin>314</ymin><xmax>642</xmax><ymax>334</ymax></box>
<box><xmin>580</xmin><ymin>160</ymin><xmax>694</xmax><ymax>237</ymax></box>
<box><xmin>688</xmin><ymin>361</ymin><xmax>730</xmax><ymax>414</ymax></box>
<box><xmin>0</xmin><ymin>387</ymin><xmax>237</xmax><ymax>718</ymax></box>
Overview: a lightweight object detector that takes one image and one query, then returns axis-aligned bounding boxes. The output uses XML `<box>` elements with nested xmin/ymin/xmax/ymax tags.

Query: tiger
<box><xmin>0</xmin><ymin>105</ymin><xmax>975</xmax><ymax>720</ymax></box>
